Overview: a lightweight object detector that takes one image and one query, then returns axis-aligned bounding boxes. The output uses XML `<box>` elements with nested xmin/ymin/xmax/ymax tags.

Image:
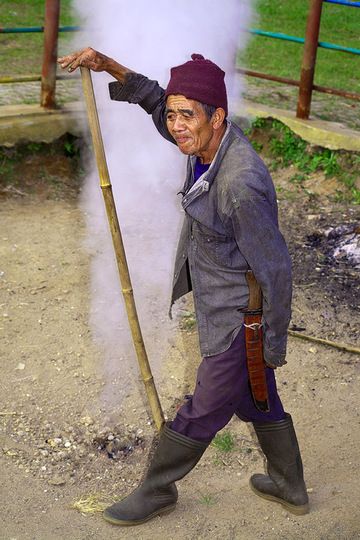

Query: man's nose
<box><xmin>173</xmin><ymin>115</ymin><xmax>186</xmax><ymax>131</ymax></box>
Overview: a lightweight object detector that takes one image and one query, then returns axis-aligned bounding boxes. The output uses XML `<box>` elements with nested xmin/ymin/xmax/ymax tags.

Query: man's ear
<box><xmin>212</xmin><ymin>107</ymin><xmax>226</xmax><ymax>129</ymax></box>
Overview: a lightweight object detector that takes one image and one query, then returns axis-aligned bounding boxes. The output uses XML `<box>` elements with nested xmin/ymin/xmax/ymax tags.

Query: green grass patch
<box><xmin>268</xmin><ymin>120</ymin><xmax>340</xmax><ymax>177</ymax></box>
<box><xmin>0</xmin><ymin>135</ymin><xmax>83</xmax><ymax>198</ymax></box>
<box><xmin>179</xmin><ymin>311</ymin><xmax>197</xmax><ymax>331</ymax></box>
<box><xmin>0</xmin><ymin>0</ymin><xmax>77</xmax><ymax>76</ymax></box>
<box><xmin>241</xmin><ymin>0</ymin><xmax>360</xmax><ymax>92</ymax></box>
<box><xmin>198</xmin><ymin>492</ymin><xmax>218</xmax><ymax>506</ymax></box>
<box><xmin>246</xmin><ymin>118</ymin><xmax>360</xmax><ymax>204</ymax></box>
<box><xmin>1</xmin><ymin>0</ymin><xmax>359</xmax><ymax>95</ymax></box>
<box><xmin>211</xmin><ymin>431</ymin><xmax>236</xmax><ymax>453</ymax></box>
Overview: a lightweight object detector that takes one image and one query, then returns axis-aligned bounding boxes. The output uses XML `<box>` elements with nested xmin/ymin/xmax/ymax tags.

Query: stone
<box><xmin>48</xmin><ymin>475</ymin><xmax>66</xmax><ymax>486</ymax></box>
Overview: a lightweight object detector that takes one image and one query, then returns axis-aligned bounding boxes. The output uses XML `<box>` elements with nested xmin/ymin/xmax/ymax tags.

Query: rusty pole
<box><xmin>296</xmin><ymin>0</ymin><xmax>323</xmax><ymax>119</ymax></box>
<box><xmin>41</xmin><ymin>0</ymin><xmax>60</xmax><ymax>109</ymax></box>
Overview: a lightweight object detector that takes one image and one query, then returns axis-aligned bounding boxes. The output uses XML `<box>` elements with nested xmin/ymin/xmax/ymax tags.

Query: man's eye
<box><xmin>166</xmin><ymin>114</ymin><xmax>175</xmax><ymax>121</ymax></box>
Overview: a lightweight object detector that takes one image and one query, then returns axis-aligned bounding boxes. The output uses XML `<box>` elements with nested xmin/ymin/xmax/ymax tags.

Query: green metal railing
<box><xmin>248</xmin><ymin>29</ymin><xmax>360</xmax><ymax>56</ymax></box>
<box><xmin>0</xmin><ymin>25</ymin><xmax>80</xmax><ymax>33</ymax></box>
<box><xmin>241</xmin><ymin>0</ymin><xmax>360</xmax><ymax>118</ymax></box>
<box><xmin>0</xmin><ymin>0</ymin><xmax>359</xmax><ymax>117</ymax></box>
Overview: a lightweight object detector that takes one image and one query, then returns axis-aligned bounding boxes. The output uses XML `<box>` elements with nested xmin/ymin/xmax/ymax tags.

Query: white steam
<box><xmin>72</xmin><ymin>0</ymin><xmax>253</xmax><ymax>404</ymax></box>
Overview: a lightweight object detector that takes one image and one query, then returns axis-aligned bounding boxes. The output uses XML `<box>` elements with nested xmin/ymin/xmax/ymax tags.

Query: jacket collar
<box><xmin>181</xmin><ymin>121</ymin><xmax>240</xmax><ymax>209</ymax></box>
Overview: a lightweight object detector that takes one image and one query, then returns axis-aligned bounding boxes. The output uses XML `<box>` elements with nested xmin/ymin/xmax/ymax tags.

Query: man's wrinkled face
<box><xmin>165</xmin><ymin>95</ymin><xmax>215</xmax><ymax>159</ymax></box>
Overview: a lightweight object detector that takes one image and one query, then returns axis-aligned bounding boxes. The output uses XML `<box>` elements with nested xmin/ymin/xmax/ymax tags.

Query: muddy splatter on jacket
<box><xmin>109</xmin><ymin>74</ymin><xmax>292</xmax><ymax>366</ymax></box>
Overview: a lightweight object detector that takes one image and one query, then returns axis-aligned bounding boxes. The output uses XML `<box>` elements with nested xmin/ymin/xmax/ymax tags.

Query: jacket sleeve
<box><xmin>226</xmin><ymin>175</ymin><xmax>292</xmax><ymax>367</ymax></box>
<box><xmin>108</xmin><ymin>73</ymin><xmax>175</xmax><ymax>144</ymax></box>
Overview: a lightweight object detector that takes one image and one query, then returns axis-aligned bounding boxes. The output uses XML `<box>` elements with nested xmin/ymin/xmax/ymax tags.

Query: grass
<box><xmin>71</xmin><ymin>493</ymin><xmax>115</xmax><ymax>515</ymax></box>
<box><xmin>0</xmin><ymin>0</ymin><xmax>76</xmax><ymax>76</ymax></box>
<box><xmin>1</xmin><ymin>0</ymin><xmax>359</xmax><ymax>93</ymax></box>
<box><xmin>0</xmin><ymin>136</ymin><xmax>83</xmax><ymax>198</ymax></box>
<box><xmin>211</xmin><ymin>431</ymin><xmax>236</xmax><ymax>453</ymax></box>
<box><xmin>241</xmin><ymin>0</ymin><xmax>360</xmax><ymax>92</ymax></box>
<box><xmin>246</xmin><ymin>117</ymin><xmax>360</xmax><ymax>204</ymax></box>
<box><xmin>198</xmin><ymin>492</ymin><xmax>217</xmax><ymax>506</ymax></box>
<box><xmin>179</xmin><ymin>311</ymin><xmax>197</xmax><ymax>331</ymax></box>
<box><xmin>268</xmin><ymin>121</ymin><xmax>340</xmax><ymax>176</ymax></box>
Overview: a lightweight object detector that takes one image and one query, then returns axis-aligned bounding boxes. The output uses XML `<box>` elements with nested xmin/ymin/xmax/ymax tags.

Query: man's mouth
<box><xmin>175</xmin><ymin>136</ymin><xmax>191</xmax><ymax>145</ymax></box>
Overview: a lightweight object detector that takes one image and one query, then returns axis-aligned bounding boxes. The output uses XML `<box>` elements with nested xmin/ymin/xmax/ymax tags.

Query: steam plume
<box><xmin>72</xmin><ymin>0</ymin><xmax>253</xmax><ymax>404</ymax></box>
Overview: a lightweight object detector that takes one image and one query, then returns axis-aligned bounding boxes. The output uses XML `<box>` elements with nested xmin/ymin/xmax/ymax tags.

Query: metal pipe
<box><xmin>324</xmin><ymin>0</ymin><xmax>360</xmax><ymax>6</ymax></box>
<box><xmin>41</xmin><ymin>0</ymin><xmax>60</xmax><ymax>109</ymax></box>
<box><xmin>2</xmin><ymin>69</ymin><xmax>359</xmax><ymax>103</ymax></box>
<box><xmin>0</xmin><ymin>74</ymin><xmax>80</xmax><ymax>84</ymax></box>
<box><xmin>237</xmin><ymin>68</ymin><xmax>360</xmax><ymax>101</ymax></box>
<box><xmin>247</xmin><ymin>29</ymin><xmax>360</xmax><ymax>55</ymax></box>
<box><xmin>0</xmin><ymin>25</ymin><xmax>80</xmax><ymax>33</ymax></box>
<box><xmin>2</xmin><ymin>25</ymin><xmax>359</xmax><ymax>54</ymax></box>
<box><xmin>237</xmin><ymin>68</ymin><xmax>300</xmax><ymax>87</ymax></box>
<box><xmin>0</xmin><ymin>75</ymin><xmax>42</xmax><ymax>83</ymax></box>
<box><xmin>296</xmin><ymin>0</ymin><xmax>324</xmax><ymax>119</ymax></box>
<box><xmin>313</xmin><ymin>83</ymin><xmax>360</xmax><ymax>100</ymax></box>
<box><xmin>248</xmin><ymin>29</ymin><xmax>304</xmax><ymax>44</ymax></box>
<box><xmin>318</xmin><ymin>41</ymin><xmax>360</xmax><ymax>55</ymax></box>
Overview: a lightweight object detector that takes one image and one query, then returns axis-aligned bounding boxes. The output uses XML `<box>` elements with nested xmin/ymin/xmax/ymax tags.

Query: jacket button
<box><xmin>174</xmin><ymin>273</ymin><xmax>178</xmax><ymax>278</ymax></box>
<box><xmin>182</xmin><ymin>254</ymin><xmax>186</xmax><ymax>258</ymax></box>
<box><xmin>191</xmin><ymin>235</ymin><xmax>194</xmax><ymax>240</ymax></box>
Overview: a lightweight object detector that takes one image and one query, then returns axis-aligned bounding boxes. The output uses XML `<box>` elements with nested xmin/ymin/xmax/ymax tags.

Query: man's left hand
<box><xmin>265</xmin><ymin>359</ymin><xmax>287</xmax><ymax>369</ymax></box>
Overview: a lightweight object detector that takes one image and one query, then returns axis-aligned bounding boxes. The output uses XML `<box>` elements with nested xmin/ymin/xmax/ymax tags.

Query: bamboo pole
<box><xmin>288</xmin><ymin>330</ymin><xmax>360</xmax><ymax>355</ymax></box>
<box><xmin>80</xmin><ymin>67</ymin><xmax>165</xmax><ymax>432</ymax></box>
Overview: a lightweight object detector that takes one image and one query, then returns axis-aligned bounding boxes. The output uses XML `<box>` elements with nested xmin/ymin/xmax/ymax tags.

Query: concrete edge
<box><xmin>0</xmin><ymin>102</ymin><xmax>87</xmax><ymax>147</ymax></box>
<box><xmin>242</xmin><ymin>100</ymin><xmax>360</xmax><ymax>152</ymax></box>
<box><xmin>1</xmin><ymin>100</ymin><xmax>360</xmax><ymax>152</ymax></box>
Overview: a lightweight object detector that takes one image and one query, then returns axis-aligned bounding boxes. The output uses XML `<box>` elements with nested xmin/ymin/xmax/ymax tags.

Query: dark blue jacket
<box><xmin>109</xmin><ymin>74</ymin><xmax>292</xmax><ymax>365</ymax></box>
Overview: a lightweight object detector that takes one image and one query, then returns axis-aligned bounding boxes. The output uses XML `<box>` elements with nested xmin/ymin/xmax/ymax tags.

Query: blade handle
<box><xmin>246</xmin><ymin>270</ymin><xmax>262</xmax><ymax>311</ymax></box>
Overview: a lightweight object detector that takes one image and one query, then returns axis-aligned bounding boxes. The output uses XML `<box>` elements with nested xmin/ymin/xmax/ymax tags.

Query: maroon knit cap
<box><xmin>165</xmin><ymin>53</ymin><xmax>228</xmax><ymax>117</ymax></box>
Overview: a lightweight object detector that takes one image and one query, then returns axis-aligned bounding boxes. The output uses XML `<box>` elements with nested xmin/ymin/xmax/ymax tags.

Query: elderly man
<box><xmin>59</xmin><ymin>49</ymin><xmax>309</xmax><ymax>525</ymax></box>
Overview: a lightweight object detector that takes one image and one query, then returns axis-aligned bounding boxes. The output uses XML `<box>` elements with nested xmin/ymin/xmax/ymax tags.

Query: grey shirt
<box><xmin>109</xmin><ymin>74</ymin><xmax>292</xmax><ymax>366</ymax></box>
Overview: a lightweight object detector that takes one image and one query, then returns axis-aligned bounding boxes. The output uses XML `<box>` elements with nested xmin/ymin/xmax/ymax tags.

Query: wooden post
<box><xmin>41</xmin><ymin>0</ymin><xmax>60</xmax><ymax>108</ymax></box>
<box><xmin>296</xmin><ymin>0</ymin><xmax>324</xmax><ymax>119</ymax></box>
<box><xmin>80</xmin><ymin>67</ymin><xmax>165</xmax><ymax>432</ymax></box>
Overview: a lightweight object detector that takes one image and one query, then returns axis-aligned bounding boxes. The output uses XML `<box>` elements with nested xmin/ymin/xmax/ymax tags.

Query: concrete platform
<box><xmin>1</xmin><ymin>100</ymin><xmax>360</xmax><ymax>152</ymax></box>
<box><xmin>243</xmin><ymin>100</ymin><xmax>360</xmax><ymax>152</ymax></box>
<box><xmin>0</xmin><ymin>102</ymin><xmax>86</xmax><ymax>147</ymax></box>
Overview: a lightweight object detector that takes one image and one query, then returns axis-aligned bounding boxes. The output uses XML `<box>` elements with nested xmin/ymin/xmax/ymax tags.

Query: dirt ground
<box><xmin>0</xmin><ymin>143</ymin><xmax>360</xmax><ymax>540</ymax></box>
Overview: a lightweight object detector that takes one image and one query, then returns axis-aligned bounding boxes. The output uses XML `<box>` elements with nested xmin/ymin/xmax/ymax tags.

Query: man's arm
<box><xmin>108</xmin><ymin>74</ymin><xmax>174</xmax><ymax>144</ymax></box>
<box><xmin>58</xmin><ymin>47</ymin><xmax>133</xmax><ymax>82</ymax></box>
<box><xmin>58</xmin><ymin>47</ymin><xmax>174</xmax><ymax>143</ymax></box>
<box><xmin>226</xmin><ymin>176</ymin><xmax>292</xmax><ymax>368</ymax></box>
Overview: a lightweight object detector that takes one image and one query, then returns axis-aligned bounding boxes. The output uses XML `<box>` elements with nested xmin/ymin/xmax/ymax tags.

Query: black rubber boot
<box><xmin>103</xmin><ymin>423</ymin><xmax>208</xmax><ymax>526</ymax></box>
<box><xmin>250</xmin><ymin>413</ymin><xmax>309</xmax><ymax>515</ymax></box>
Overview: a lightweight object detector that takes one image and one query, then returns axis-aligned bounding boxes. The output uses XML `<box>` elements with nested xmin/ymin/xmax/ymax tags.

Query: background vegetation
<box><xmin>0</xmin><ymin>0</ymin><xmax>359</xmax><ymax>93</ymax></box>
<box><xmin>242</xmin><ymin>0</ymin><xmax>360</xmax><ymax>91</ymax></box>
<box><xmin>245</xmin><ymin>118</ymin><xmax>360</xmax><ymax>204</ymax></box>
<box><xmin>0</xmin><ymin>0</ymin><xmax>359</xmax><ymax>204</ymax></box>
<box><xmin>0</xmin><ymin>0</ymin><xmax>75</xmax><ymax>76</ymax></box>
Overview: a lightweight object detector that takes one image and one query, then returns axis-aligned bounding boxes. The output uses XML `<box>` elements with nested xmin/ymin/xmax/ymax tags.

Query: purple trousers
<box><xmin>171</xmin><ymin>327</ymin><xmax>285</xmax><ymax>443</ymax></box>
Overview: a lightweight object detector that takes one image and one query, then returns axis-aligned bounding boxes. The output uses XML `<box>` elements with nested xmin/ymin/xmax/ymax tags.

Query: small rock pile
<box><xmin>325</xmin><ymin>223</ymin><xmax>360</xmax><ymax>269</ymax></box>
<box><xmin>1</xmin><ymin>413</ymin><xmax>147</xmax><ymax>487</ymax></box>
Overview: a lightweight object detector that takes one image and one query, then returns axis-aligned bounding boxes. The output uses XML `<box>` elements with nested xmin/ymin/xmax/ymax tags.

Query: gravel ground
<box><xmin>1</xmin><ymin>69</ymin><xmax>359</xmax><ymax>536</ymax></box>
<box><xmin>0</xmin><ymin>139</ymin><xmax>359</xmax><ymax>539</ymax></box>
<box><xmin>0</xmin><ymin>79</ymin><xmax>80</xmax><ymax>107</ymax></box>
